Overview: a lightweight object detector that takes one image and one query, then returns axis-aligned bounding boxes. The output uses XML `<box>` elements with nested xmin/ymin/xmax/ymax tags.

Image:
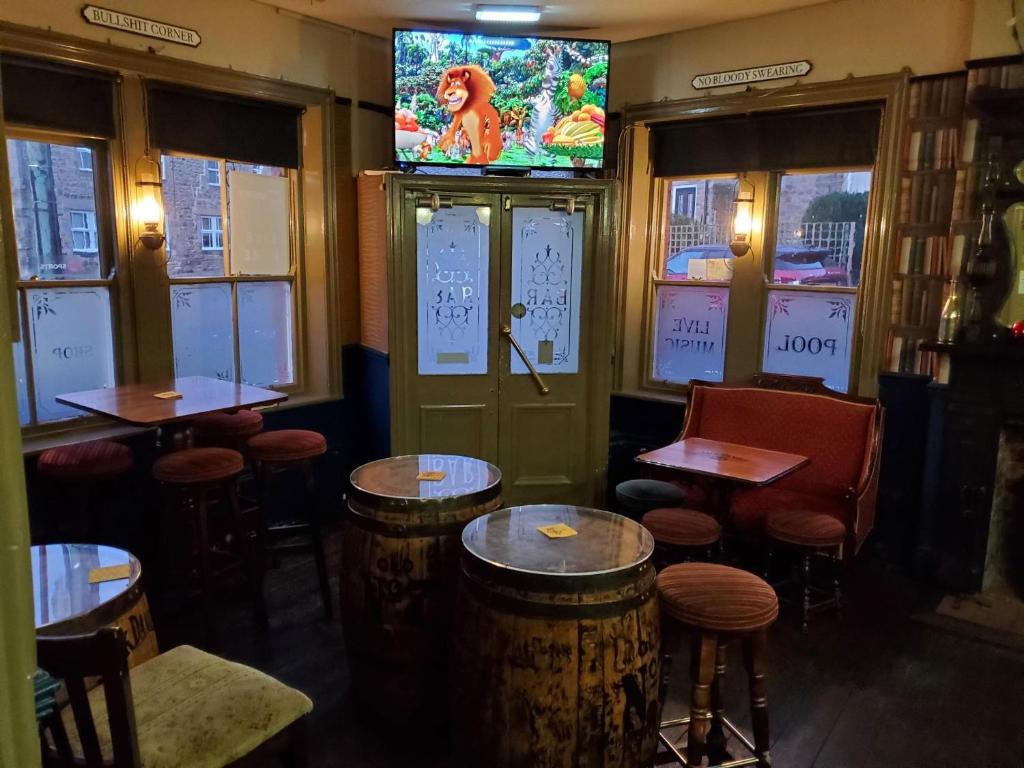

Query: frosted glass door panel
<box><xmin>228</xmin><ymin>171</ymin><xmax>290</xmax><ymax>276</ymax></box>
<box><xmin>12</xmin><ymin>310</ymin><xmax>30</xmax><ymax>425</ymax></box>
<box><xmin>651</xmin><ymin>285</ymin><xmax>729</xmax><ymax>384</ymax></box>
<box><xmin>762</xmin><ymin>290</ymin><xmax>855</xmax><ymax>393</ymax></box>
<box><xmin>27</xmin><ymin>288</ymin><xmax>115</xmax><ymax>422</ymax></box>
<box><xmin>417</xmin><ymin>206</ymin><xmax>490</xmax><ymax>375</ymax></box>
<box><xmin>238</xmin><ymin>281</ymin><xmax>294</xmax><ymax>386</ymax></box>
<box><xmin>171</xmin><ymin>283</ymin><xmax>236</xmax><ymax>381</ymax></box>
<box><xmin>509</xmin><ymin>207</ymin><xmax>583</xmax><ymax>375</ymax></box>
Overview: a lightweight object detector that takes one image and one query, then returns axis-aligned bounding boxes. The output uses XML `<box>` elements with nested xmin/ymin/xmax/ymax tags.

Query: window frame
<box><xmin>163</xmin><ymin>151</ymin><xmax>303</xmax><ymax>392</ymax></box>
<box><xmin>77</xmin><ymin>146</ymin><xmax>93</xmax><ymax>172</ymax></box>
<box><xmin>199</xmin><ymin>213</ymin><xmax>223</xmax><ymax>252</ymax></box>
<box><xmin>204</xmin><ymin>159</ymin><xmax>221</xmax><ymax>186</ymax></box>
<box><xmin>6</xmin><ymin>126</ymin><xmax>124</xmax><ymax>431</ymax></box>
<box><xmin>69</xmin><ymin>209</ymin><xmax>99</xmax><ymax>254</ymax></box>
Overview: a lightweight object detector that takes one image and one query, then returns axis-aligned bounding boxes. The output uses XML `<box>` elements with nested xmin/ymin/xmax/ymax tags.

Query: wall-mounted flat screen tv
<box><xmin>393</xmin><ymin>29</ymin><xmax>610</xmax><ymax>169</ymax></box>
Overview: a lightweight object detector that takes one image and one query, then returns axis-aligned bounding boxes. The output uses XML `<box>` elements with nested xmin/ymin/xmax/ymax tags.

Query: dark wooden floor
<box><xmin>157</xmin><ymin>530</ymin><xmax>1024</xmax><ymax>768</ymax></box>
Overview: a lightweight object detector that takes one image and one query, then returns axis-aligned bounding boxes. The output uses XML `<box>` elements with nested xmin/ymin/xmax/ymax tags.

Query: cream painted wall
<box><xmin>609</xmin><ymin>0</ymin><xmax>979</xmax><ymax>109</ymax></box>
<box><xmin>0</xmin><ymin>0</ymin><xmax>392</xmax><ymax>169</ymax></box>
<box><xmin>970</xmin><ymin>0</ymin><xmax>1022</xmax><ymax>59</ymax></box>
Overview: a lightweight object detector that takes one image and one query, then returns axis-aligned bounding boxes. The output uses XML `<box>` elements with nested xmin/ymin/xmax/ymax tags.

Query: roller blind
<box><xmin>146</xmin><ymin>81</ymin><xmax>303</xmax><ymax>168</ymax></box>
<box><xmin>650</xmin><ymin>103</ymin><xmax>883</xmax><ymax>177</ymax></box>
<box><xmin>0</xmin><ymin>55</ymin><xmax>117</xmax><ymax>138</ymax></box>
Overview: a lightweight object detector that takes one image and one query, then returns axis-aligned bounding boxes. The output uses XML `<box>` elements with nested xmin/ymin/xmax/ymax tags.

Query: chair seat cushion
<box><xmin>192</xmin><ymin>409</ymin><xmax>264</xmax><ymax>439</ymax></box>
<box><xmin>729</xmin><ymin>486</ymin><xmax>847</xmax><ymax>537</ymax></box>
<box><xmin>766</xmin><ymin>509</ymin><xmax>845</xmax><ymax>548</ymax></box>
<box><xmin>38</xmin><ymin>440</ymin><xmax>134</xmax><ymax>481</ymax></box>
<box><xmin>615</xmin><ymin>479</ymin><xmax>687</xmax><ymax>515</ymax></box>
<box><xmin>61</xmin><ymin>644</ymin><xmax>312</xmax><ymax>768</ymax></box>
<box><xmin>657</xmin><ymin>563</ymin><xmax>778</xmax><ymax>633</ymax></box>
<box><xmin>153</xmin><ymin>448</ymin><xmax>243</xmax><ymax>484</ymax></box>
<box><xmin>642</xmin><ymin>507</ymin><xmax>721</xmax><ymax>547</ymax></box>
<box><xmin>247</xmin><ymin>429</ymin><xmax>326</xmax><ymax>462</ymax></box>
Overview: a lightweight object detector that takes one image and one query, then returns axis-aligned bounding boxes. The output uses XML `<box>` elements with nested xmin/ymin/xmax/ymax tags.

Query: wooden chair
<box><xmin>37</xmin><ymin>627</ymin><xmax>311</xmax><ymax>767</ymax></box>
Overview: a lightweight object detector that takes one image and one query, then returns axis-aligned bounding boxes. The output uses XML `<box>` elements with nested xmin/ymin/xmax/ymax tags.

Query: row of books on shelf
<box><xmin>899</xmin><ymin>172</ymin><xmax>955</xmax><ymax>225</ymax></box>
<box><xmin>951</xmin><ymin>166</ymin><xmax>980</xmax><ymax>222</ymax></box>
<box><xmin>895</xmin><ymin>234</ymin><xmax>966</xmax><ymax>277</ymax></box>
<box><xmin>884</xmin><ymin>333</ymin><xmax>949</xmax><ymax>380</ymax></box>
<box><xmin>908</xmin><ymin>75</ymin><xmax>966</xmax><ymax>120</ymax></box>
<box><xmin>967</xmin><ymin>64</ymin><xmax>1024</xmax><ymax>91</ymax></box>
<box><xmin>889</xmin><ymin>276</ymin><xmax>947</xmax><ymax>328</ymax></box>
<box><xmin>906</xmin><ymin>126</ymin><xmax>960</xmax><ymax>171</ymax></box>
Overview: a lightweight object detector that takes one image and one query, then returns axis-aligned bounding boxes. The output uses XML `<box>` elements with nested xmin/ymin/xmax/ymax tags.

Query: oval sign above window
<box><xmin>81</xmin><ymin>5</ymin><xmax>202</xmax><ymax>48</ymax></box>
<box><xmin>692</xmin><ymin>61</ymin><xmax>812</xmax><ymax>91</ymax></box>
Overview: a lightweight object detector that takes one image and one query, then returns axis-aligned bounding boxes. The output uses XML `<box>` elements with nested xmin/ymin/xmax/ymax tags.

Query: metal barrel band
<box><xmin>347</xmin><ymin>482</ymin><xmax>502</xmax><ymax>515</ymax></box>
<box><xmin>460</xmin><ymin>552</ymin><xmax>656</xmax><ymax>596</ymax></box>
<box><xmin>346</xmin><ymin>496</ymin><xmax>502</xmax><ymax>537</ymax></box>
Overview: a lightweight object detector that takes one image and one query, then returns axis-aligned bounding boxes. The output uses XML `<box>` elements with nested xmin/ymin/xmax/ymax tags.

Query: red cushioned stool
<box><xmin>656</xmin><ymin>563</ymin><xmax>778</xmax><ymax>768</ymax></box>
<box><xmin>153</xmin><ymin>447</ymin><xmax>265</xmax><ymax>638</ymax></box>
<box><xmin>37</xmin><ymin>440</ymin><xmax>134</xmax><ymax>540</ymax></box>
<box><xmin>192</xmin><ymin>409</ymin><xmax>264</xmax><ymax>453</ymax></box>
<box><xmin>642</xmin><ymin>507</ymin><xmax>721</xmax><ymax>566</ymax></box>
<box><xmin>765</xmin><ymin>509</ymin><xmax>846</xmax><ymax>631</ymax></box>
<box><xmin>247</xmin><ymin>429</ymin><xmax>332</xmax><ymax>619</ymax></box>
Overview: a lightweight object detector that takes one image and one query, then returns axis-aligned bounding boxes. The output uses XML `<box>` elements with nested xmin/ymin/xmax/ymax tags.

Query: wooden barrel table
<box><xmin>341</xmin><ymin>453</ymin><xmax>502</xmax><ymax>730</ymax></box>
<box><xmin>453</xmin><ymin>504</ymin><xmax>661</xmax><ymax>768</ymax></box>
<box><xmin>33</xmin><ymin>543</ymin><xmax>159</xmax><ymax>667</ymax></box>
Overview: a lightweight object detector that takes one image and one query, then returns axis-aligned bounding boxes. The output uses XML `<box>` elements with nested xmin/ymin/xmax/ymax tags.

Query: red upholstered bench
<box><xmin>679</xmin><ymin>378</ymin><xmax>883</xmax><ymax>571</ymax></box>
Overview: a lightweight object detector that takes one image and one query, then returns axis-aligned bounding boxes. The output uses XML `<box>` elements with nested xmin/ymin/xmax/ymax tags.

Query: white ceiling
<box><xmin>259</xmin><ymin>0</ymin><xmax>830</xmax><ymax>43</ymax></box>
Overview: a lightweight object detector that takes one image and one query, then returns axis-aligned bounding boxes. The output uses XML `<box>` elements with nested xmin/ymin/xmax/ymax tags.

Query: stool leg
<box><xmin>227</xmin><ymin>479</ymin><xmax>267</xmax><ymax>626</ymax></box>
<box><xmin>742</xmin><ymin>629</ymin><xmax>771</xmax><ymax>768</ymax></box>
<box><xmin>301</xmin><ymin>460</ymin><xmax>332</xmax><ymax>620</ymax></box>
<box><xmin>687</xmin><ymin>631</ymin><xmax>717</xmax><ymax>767</ymax></box>
<box><xmin>707</xmin><ymin>637</ymin><xmax>729</xmax><ymax>761</ymax></box>
<box><xmin>763</xmin><ymin>546</ymin><xmax>774</xmax><ymax>581</ymax></box>
<box><xmin>801</xmin><ymin>552</ymin><xmax>811</xmax><ymax>632</ymax></box>
<box><xmin>195</xmin><ymin>488</ymin><xmax>217</xmax><ymax>647</ymax></box>
<box><xmin>831</xmin><ymin>550</ymin><xmax>843</xmax><ymax>620</ymax></box>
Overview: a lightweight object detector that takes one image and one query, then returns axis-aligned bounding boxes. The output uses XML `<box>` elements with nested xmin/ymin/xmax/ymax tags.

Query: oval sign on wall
<box><xmin>81</xmin><ymin>5</ymin><xmax>202</xmax><ymax>47</ymax></box>
<box><xmin>692</xmin><ymin>61</ymin><xmax>812</xmax><ymax>91</ymax></box>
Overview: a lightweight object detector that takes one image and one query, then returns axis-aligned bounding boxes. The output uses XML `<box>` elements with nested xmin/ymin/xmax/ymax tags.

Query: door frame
<box><xmin>386</xmin><ymin>174</ymin><xmax>617</xmax><ymax>506</ymax></box>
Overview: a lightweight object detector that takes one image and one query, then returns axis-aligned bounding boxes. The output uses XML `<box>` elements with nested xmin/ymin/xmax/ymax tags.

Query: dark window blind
<box><xmin>1</xmin><ymin>55</ymin><xmax>117</xmax><ymax>138</ymax></box>
<box><xmin>146</xmin><ymin>81</ymin><xmax>303</xmax><ymax>168</ymax></box>
<box><xmin>650</xmin><ymin>103</ymin><xmax>884</xmax><ymax>177</ymax></box>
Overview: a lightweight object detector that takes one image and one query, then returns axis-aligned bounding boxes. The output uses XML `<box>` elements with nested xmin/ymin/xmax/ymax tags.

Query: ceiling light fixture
<box><xmin>475</xmin><ymin>5</ymin><xmax>542</xmax><ymax>23</ymax></box>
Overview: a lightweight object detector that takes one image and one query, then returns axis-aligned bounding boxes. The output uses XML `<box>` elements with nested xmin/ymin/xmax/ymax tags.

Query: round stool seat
<box><xmin>192</xmin><ymin>409</ymin><xmax>263</xmax><ymax>440</ymax></box>
<box><xmin>38</xmin><ymin>440</ymin><xmax>134</xmax><ymax>481</ymax></box>
<box><xmin>642</xmin><ymin>507</ymin><xmax>720</xmax><ymax>547</ymax></box>
<box><xmin>153</xmin><ymin>448</ymin><xmax>243</xmax><ymax>485</ymax></box>
<box><xmin>247</xmin><ymin>429</ymin><xmax>326</xmax><ymax>463</ymax></box>
<box><xmin>766</xmin><ymin>509</ymin><xmax>845</xmax><ymax>548</ymax></box>
<box><xmin>657</xmin><ymin>563</ymin><xmax>778</xmax><ymax>633</ymax></box>
<box><xmin>615</xmin><ymin>479</ymin><xmax>686</xmax><ymax>516</ymax></box>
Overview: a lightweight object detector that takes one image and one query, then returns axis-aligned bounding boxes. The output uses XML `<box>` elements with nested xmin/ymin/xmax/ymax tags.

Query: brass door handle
<box><xmin>501</xmin><ymin>324</ymin><xmax>550</xmax><ymax>396</ymax></box>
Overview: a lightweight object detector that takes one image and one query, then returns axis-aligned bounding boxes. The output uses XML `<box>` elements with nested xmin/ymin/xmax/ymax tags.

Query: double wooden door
<box><xmin>387</xmin><ymin>176</ymin><xmax>615</xmax><ymax>506</ymax></box>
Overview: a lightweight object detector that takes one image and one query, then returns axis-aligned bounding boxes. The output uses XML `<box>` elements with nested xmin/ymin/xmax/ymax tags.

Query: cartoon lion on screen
<box><xmin>436</xmin><ymin>65</ymin><xmax>502</xmax><ymax>164</ymax></box>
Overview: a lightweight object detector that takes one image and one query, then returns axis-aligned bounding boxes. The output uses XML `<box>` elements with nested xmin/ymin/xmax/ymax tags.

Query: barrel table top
<box><xmin>462</xmin><ymin>505</ymin><xmax>654</xmax><ymax>578</ymax></box>
<box><xmin>350</xmin><ymin>454</ymin><xmax>501</xmax><ymax>507</ymax></box>
<box><xmin>32</xmin><ymin>543</ymin><xmax>141</xmax><ymax>632</ymax></box>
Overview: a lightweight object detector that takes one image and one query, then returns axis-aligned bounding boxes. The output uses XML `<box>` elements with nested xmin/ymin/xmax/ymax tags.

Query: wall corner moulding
<box><xmin>80</xmin><ymin>5</ymin><xmax>202</xmax><ymax>48</ymax></box>
<box><xmin>691</xmin><ymin>61</ymin><xmax>812</xmax><ymax>91</ymax></box>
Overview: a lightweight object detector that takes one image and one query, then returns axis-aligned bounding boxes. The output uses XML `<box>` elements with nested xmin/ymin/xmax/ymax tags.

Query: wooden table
<box><xmin>33</xmin><ymin>543</ymin><xmax>158</xmax><ymax>667</ymax></box>
<box><xmin>636</xmin><ymin>437</ymin><xmax>809</xmax><ymax>530</ymax></box>
<box><xmin>57</xmin><ymin>375</ymin><xmax>287</xmax><ymax>448</ymax></box>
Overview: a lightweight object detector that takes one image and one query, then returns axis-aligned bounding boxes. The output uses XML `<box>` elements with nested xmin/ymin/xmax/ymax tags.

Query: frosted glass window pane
<box><xmin>162</xmin><ymin>155</ymin><xmax>225</xmax><ymax>277</ymax></box>
<box><xmin>510</xmin><ymin>208</ymin><xmax>583</xmax><ymax>375</ymax></box>
<box><xmin>762</xmin><ymin>289</ymin><xmax>855</xmax><ymax>393</ymax></box>
<box><xmin>652</xmin><ymin>285</ymin><xmax>729</xmax><ymax>384</ymax></box>
<box><xmin>12</xmin><ymin>309</ymin><xmax>30</xmax><ymax>425</ymax></box>
<box><xmin>417</xmin><ymin>206</ymin><xmax>490</xmax><ymax>375</ymax></box>
<box><xmin>27</xmin><ymin>288</ymin><xmax>115</xmax><ymax>422</ymax></box>
<box><xmin>171</xmin><ymin>283</ymin><xmax>235</xmax><ymax>381</ymax></box>
<box><xmin>7</xmin><ymin>139</ymin><xmax>101</xmax><ymax>280</ymax></box>
<box><xmin>228</xmin><ymin>169</ymin><xmax>290</xmax><ymax>276</ymax></box>
<box><xmin>238</xmin><ymin>281</ymin><xmax>294</xmax><ymax>386</ymax></box>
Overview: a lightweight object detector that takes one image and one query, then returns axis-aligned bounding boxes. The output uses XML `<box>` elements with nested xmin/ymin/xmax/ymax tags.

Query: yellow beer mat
<box><xmin>89</xmin><ymin>564</ymin><xmax>130</xmax><ymax>584</ymax></box>
<box><xmin>153</xmin><ymin>391</ymin><xmax>183</xmax><ymax>400</ymax></box>
<box><xmin>538</xmin><ymin>523</ymin><xmax>578</xmax><ymax>539</ymax></box>
<box><xmin>417</xmin><ymin>471</ymin><xmax>447</xmax><ymax>481</ymax></box>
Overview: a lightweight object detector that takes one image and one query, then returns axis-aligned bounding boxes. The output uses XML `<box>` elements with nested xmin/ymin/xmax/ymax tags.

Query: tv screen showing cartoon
<box><xmin>393</xmin><ymin>30</ymin><xmax>610</xmax><ymax>169</ymax></box>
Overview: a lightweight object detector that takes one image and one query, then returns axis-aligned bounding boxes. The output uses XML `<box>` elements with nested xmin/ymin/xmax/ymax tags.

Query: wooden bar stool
<box><xmin>656</xmin><ymin>563</ymin><xmax>778</xmax><ymax>768</ymax></box>
<box><xmin>765</xmin><ymin>509</ymin><xmax>845</xmax><ymax>630</ymax></box>
<box><xmin>36</xmin><ymin>439</ymin><xmax>134</xmax><ymax>541</ymax></box>
<box><xmin>152</xmin><ymin>447</ymin><xmax>265</xmax><ymax>636</ymax></box>
<box><xmin>247</xmin><ymin>429</ymin><xmax>332</xmax><ymax>619</ymax></box>
<box><xmin>641</xmin><ymin>507</ymin><xmax>721</xmax><ymax>566</ymax></box>
<box><xmin>192</xmin><ymin>409</ymin><xmax>264</xmax><ymax>453</ymax></box>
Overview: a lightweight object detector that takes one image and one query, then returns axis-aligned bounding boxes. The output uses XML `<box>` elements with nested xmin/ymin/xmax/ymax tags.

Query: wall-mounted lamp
<box><xmin>730</xmin><ymin>176</ymin><xmax>755</xmax><ymax>258</ymax></box>
<box><xmin>134</xmin><ymin>154</ymin><xmax>165</xmax><ymax>250</ymax></box>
